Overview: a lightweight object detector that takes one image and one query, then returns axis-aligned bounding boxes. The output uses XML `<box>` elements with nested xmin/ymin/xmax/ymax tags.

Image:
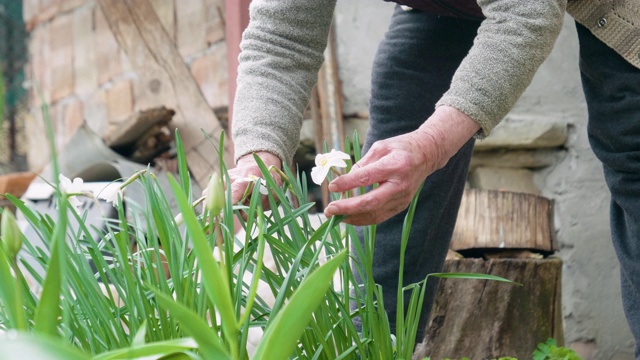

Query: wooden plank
<box><xmin>225</xmin><ymin>0</ymin><xmax>251</xmax><ymax>160</ymax></box>
<box><xmin>451</xmin><ymin>189</ymin><xmax>557</xmax><ymax>252</ymax></box>
<box><xmin>316</xmin><ymin>23</ymin><xmax>345</xmax><ymax>153</ymax></box>
<box><xmin>313</xmin><ymin>22</ymin><xmax>345</xmax><ymax>209</ymax></box>
<box><xmin>96</xmin><ymin>0</ymin><xmax>230</xmax><ymax>188</ymax></box>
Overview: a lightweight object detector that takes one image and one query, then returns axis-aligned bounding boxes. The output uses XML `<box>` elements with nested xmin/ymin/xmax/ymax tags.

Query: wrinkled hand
<box><xmin>227</xmin><ymin>151</ymin><xmax>282</xmax><ymax>213</ymax></box>
<box><xmin>324</xmin><ymin>106</ymin><xmax>480</xmax><ymax>226</ymax></box>
<box><xmin>323</xmin><ymin>130</ymin><xmax>440</xmax><ymax>226</ymax></box>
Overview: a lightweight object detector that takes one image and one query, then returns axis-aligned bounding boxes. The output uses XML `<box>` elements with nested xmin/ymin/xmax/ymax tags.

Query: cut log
<box><xmin>451</xmin><ymin>189</ymin><xmax>557</xmax><ymax>252</ymax></box>
<box><xmin>96</xmin><ymin>0</ymin><xmax>230</xmax><ymax>188</ymax></box>
<box><xmin>104</xmin><ymin>107</ymin><xmax>174</xmax><ymax>148</ymax></box>
<box><xmin>414</xmin><ymin>258</ymin><xmax>564</xmax><ymax>360</ymax></box>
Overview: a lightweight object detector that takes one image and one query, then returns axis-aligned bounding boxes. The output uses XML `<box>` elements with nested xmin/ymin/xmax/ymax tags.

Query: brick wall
<box><xmin>22</xmin><ymin>0</ymin><xmax>228</xmax><ymax>171</ymax></box>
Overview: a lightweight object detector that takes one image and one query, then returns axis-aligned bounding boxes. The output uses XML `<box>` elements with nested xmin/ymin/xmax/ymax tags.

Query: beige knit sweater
<box><xmin>232</xmin><ymin>0</ymin><xmax>639</xmax><ymax>166</ymax></box>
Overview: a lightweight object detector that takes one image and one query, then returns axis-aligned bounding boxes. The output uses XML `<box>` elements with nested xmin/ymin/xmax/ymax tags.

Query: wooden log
<box><xmin>451</xmin><ymin>189</ymin><xmax>557</xmax><ymax>252</ymax></box>
<box><xmin>96</xmin><ymin>0</ymin><xmax>230</xmax><ymax>188</ymax></box>
<box><xmin>414</xmin><ymin>258</ymin><xmax>564</xmax><ymax>360</ymax></box>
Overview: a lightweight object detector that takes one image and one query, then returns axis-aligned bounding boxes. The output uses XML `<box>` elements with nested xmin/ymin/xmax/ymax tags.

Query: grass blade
<box><xmin>136</xmin><ymin>289</ymin><xmax>230</xmax><ymax>360</ymax></box>
<box><xmin>0</xmin><ymin>332</ymin><xmax>89</xmax><ymax>360</ymax></box>
<box><xmin>253</xmin><ymin>250</ymin><xmax>347</xmax><ymax>360</ymax></box>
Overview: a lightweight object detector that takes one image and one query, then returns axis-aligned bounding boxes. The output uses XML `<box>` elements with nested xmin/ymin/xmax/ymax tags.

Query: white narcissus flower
<box><xmin>97</xmin><ymin>184</ymin><xmax>122</xmax><ymax>205</ymax></box>
<box><xmin>310</xmin><ymin>149</ymin><xmax>350</xmax><ymax>185</ymax></box>
<box><xmin>59</xmin><ymin>174</ymin><xmax>84</xmax><ymax>209</ymax></box>
<box><xmin>238</xmin><ymin>175</ymin><xmax>268</xmax><ymax>195</ymax></box>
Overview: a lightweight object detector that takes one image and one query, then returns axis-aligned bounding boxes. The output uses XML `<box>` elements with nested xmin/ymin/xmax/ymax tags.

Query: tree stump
<box><xmin>451</xmin><ymin>189</ymin><xmax>557</xmax><ymax>252</ymax></box>
<box><xmin>414</xmin><ymin>258</ymin><xmax>563</xmax><ymax>360</ymax></box>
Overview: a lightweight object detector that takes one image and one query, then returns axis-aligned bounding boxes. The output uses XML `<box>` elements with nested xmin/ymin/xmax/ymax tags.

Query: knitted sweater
<box><xmin>232</xmin><ymin>0</ymin><xmax>639</xmax><ymax>166</ymax></box>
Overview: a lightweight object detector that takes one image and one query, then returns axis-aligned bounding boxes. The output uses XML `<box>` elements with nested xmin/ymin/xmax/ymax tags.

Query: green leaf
<box><xmin>429</xmin><ymin>272</ymin><xmax>521</xmax><ymax>285</ymax></box>
<box><xmin>148</xmin><ymin>287</ymin><xmax>230</xmax><ymax>360</ymax></box>
<box><xmin>0</xmin><ymin>332</ymin><xmax>90</xmax><ymax>360</ymax></box>
<box><xmin>132</xmin><ymin>321</ymin><xmax>148</xmax><ymax>347</ymax></box>
<box><xmin>0</xmin><ymin>242</ymin><xmax>26</xmax><ymax>329</ymax></box>
<box><xmin>34</xmin><ymin>201</ymin><xmax>68</xmax><ymax>336</ymax></box>
<box><xmin>253</xmin><ymin>250</ymin><xmax>347</xmax><ymax>360</ymax></box>
<box><xmin>167</xmin><ymin>175</ymin><xmax>238</xmax><ymax>350</ymax></box>
<box><xmin>174</xmin><ymin>130</ymin><xmax>191</xmax><ymax>198</ymax></box>
<box><xmin>92</xmin><ymin>338</ymin><xmax>199</xmax><ymax>360</ymax></box>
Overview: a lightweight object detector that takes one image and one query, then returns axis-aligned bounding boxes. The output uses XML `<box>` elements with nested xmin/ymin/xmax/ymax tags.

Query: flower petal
<box><xmin>325</xmin><ymin>149</ymin><xmax>350</xmax><ymax>168</ymax></box>
<box><xmin>311</xmin><ymin>165</ymin><xmax>330</xmax><ymax>185</ymax></box>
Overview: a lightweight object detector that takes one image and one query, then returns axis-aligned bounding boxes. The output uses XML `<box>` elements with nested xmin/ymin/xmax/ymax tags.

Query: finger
<box><xmin>324</xmin><ymin>183</ymin><xmax>409</xmax><ymax>223</ymax></box>
<box><xmin>230</xmin><ymin>180</ymin><xmax>250</xmax><ymax>204</ymax></box>
<box><xmin>329</xmin><ymin>159</ymin><xmax>397</xmax><ymax>193</ymax></box>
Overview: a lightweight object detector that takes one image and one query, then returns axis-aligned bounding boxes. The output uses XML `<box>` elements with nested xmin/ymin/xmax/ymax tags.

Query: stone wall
<box><xmin>22</xmin><ymin>0</ymin><xmax>227</xmax><ymax>171</ymax></box>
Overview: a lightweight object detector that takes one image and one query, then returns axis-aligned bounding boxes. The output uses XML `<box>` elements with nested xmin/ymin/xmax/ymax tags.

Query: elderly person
<box><xmin>228</xmin><ymin>0</ymin><xmax>640</xmax><ymax>355</ymax></box>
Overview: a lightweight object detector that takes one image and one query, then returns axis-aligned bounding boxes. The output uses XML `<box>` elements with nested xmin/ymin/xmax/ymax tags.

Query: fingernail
<box><xmin>328</xmin><ymin>182</ymin><xmax>338</xmax><ymax>192</ymax></box>
<box><xmin>325</xmin><ymin>204</ymin><xmax>336</xmax><ymax>215</ymax></box>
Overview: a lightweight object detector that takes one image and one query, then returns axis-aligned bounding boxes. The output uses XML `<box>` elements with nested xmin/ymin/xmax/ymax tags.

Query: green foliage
<box><xmin>533</xmin><ymin>339</ymin><xmax>582</xmax><ymax>360</ymax></box>
<box><xmin>0</xmin><ymin>110</ymin><xmax>518</xmax><ymax>359</ymax></box>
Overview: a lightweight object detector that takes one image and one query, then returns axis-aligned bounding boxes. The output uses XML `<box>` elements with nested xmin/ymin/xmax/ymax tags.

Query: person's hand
<box><xmin>227</xmin><ymin>151</ymin><xmax>282</xmax><ymax>212</ymax></box>
<box><xmin>324</xmin><ymin>106</ymin><xmax>480</xmax><ymax>225</ymax></box>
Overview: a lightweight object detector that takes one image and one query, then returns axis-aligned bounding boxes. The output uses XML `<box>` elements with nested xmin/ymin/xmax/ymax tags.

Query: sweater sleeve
<box><xmin>436</xmin><ymin>0</ymin><xmax>567</xmax><ymax>137</ymax></box>
<box><xmin>232</xmin><ymin>0</ymin><xmax>337</xmax><ymax>165</ymax></box>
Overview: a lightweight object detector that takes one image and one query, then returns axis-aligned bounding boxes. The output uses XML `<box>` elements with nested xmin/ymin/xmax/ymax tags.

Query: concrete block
<box><xmin>204</xmin><ymin>0</ymin><xmax>225</xmax><ymax>45</ymax></box>
<box><xmin>84</xmin><ymin>88</ymin><xmax>109</xmax><ymax>137</ymax></box>
<box><xmin>469</xmin><ymin>149</ymin><xmax>560</xmax><ymax>170</ymax></box>
<box><xmin>50</xmin><ymin>14</ymin><xmax>75</xmax><ymax>101</ymax></box>
<box><xmin>150</xmin><ymin>0</ymin><xmax>176</xmax><ymax>42</ymax></box>
<box><xmin>23</xmin><ymin>0</ymin><xmax>39</xmax><ymax>30</ymax></box>
<box><xmin>62</xmin><ymin>0</ymin><xmax>86</xmax><ymax>12</ymax></box>
<box><xmin>26</xmin><ymin>108</ymin><xmax>51</xmax><ymax>172</ymax></box>
<box><xmin>468</xmin><ymin>167</ymin><xmax>540</xmax><ymax>195</ymax></box>
<box><xmin>64</xmin><ymin>98</ymin><xmax>85</xmax><ymax>140</ymax></box>
<box><xmin>474</xmin><ymin>118</ymin><xmax>568</xmax><ymax>151</ymax></box>
<box><xmin>28</xmin><ymin>27</ymin><xmax>50</xmax><ymax>106</ymax></box>
<box><xmin>73</xmin><ymin>4</ymin><xmax>98</xmax><ymax>98</ymax></box>
<box><xmin>176</xmin><ymin>0</ymin><xmax>207</xmax><ymax>57</ymax></box>
<box><xmin>106</xmin><ymin>79</ymin><xmax>134</xmax><ymax>123</ymax></box>
<box><xmin>190</xmin><ymin>45</ymin><xmax>228</xmax><ymax>109</ymax></box>
<box><xmin>37</xmin><ymin>0</ymin><xmax>62</xmax><ymax>27</ymax></box>
<box><xmin>95</xmin><ymin>7</ymin><xmax>122</xmax><ymax>84</ymax></box>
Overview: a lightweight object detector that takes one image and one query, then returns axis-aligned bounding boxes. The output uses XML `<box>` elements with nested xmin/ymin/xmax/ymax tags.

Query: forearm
<box><xmin>232</xmin><ymin>0</ymin><xmax>337</xmax><ymax>166</ymax></box>
<box><xmin>416</xmin><ymin>106</ymin><xmax>480</xmax><ymax>170</ymax></box>
<box><xmin>437</xmin><ymin>0</ymin><xmax>567</xmax><ymax>136</ymax></box>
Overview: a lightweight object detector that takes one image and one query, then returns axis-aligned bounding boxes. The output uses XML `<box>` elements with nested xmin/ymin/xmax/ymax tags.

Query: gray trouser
<box><xmin>357</xmin><ymin>7</ymin><xmax>480</xmax><ymax>340</ymax></box>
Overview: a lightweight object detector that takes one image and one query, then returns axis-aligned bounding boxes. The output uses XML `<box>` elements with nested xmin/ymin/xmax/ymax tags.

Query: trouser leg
<box><xmin>577</xmin><ymin>22</ymin><xmax>640</xmax><ymax>359</ymax></box>
<box><xmin>358</xmin><ymin>6</ymin><xmax>480</xmax><ymax>340</ymax></box>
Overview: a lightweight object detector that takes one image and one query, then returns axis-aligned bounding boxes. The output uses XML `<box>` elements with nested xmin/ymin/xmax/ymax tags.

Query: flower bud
<box><xmin>1</xmin><ymin>208</ymin><xmax>23</xmax><ymax>259</ymax></box>
<box><xmin>205</xmin><ymin>172</ymin><xmax>225</xmax><ymax>216</ymax></box>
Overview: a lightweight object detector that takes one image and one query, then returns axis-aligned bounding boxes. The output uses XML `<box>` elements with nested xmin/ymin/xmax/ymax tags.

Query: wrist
<box><xmin>237</xmin><ymin>151</ymin><xmax>282</xmax><ymax>169</ymax></box>
<box><xmin>415</xmin><ymin>106</ymin><xmax>480</xmax><ymax>168</ymax></box>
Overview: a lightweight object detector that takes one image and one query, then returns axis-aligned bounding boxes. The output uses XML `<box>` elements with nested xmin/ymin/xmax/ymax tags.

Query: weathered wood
<box><xmin>316</xmin><ymin>23</ymin><xmax>345</xmax><ymax>153</ymax></box>
<box><xmin>451</xmin><ymin>189</ymin><xmax>557</xmax><ymax>252</ymax></box>
<box><xmin>104</xmin><ymin>107</ymin><xmax>174</xmax><ymax>148</ymax></box>
<box><xmin>96</xmin><ymin>0</ymin><xmax>230</xmax><ymax>188</ymax></box>
<box><xmin>414</xmin><ymin>258</ymin><xmax>564</xmax><ymax>360</ymax></box>
<box><xmin>313</xmin><ymin>22</ymin><xmax>346</xmax><ymax>209</ymax></box>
